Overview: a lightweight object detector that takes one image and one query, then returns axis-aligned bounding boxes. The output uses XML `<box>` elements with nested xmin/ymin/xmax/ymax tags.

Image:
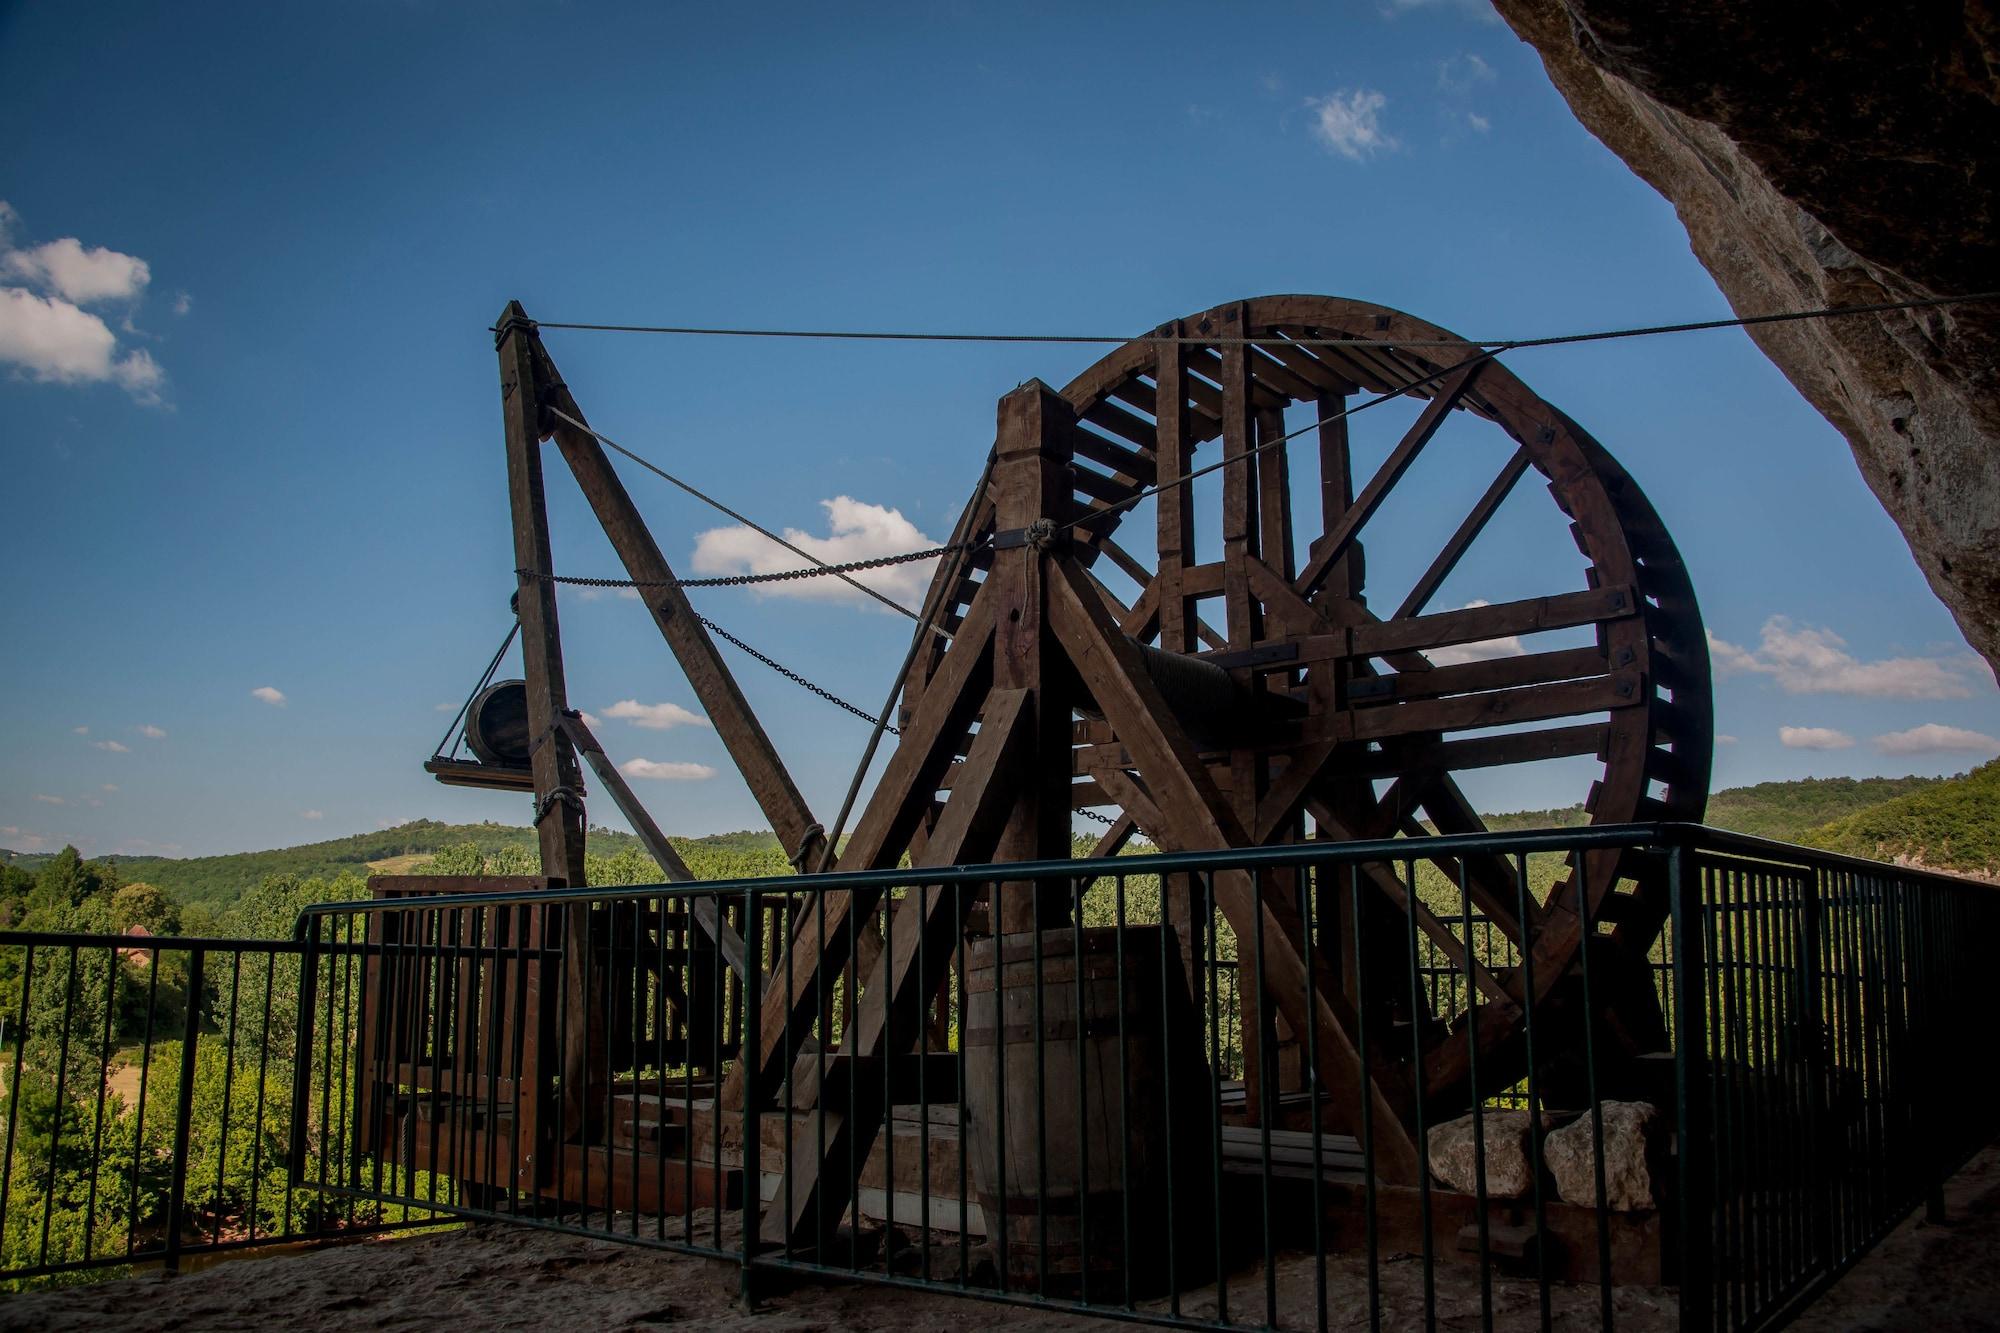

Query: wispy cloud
<box><xmin>72</xmin><ymin>725</ymin><xmax>88</xmax><ymax>735</ymax></box>
<box><xmin>619</xmin><ymin>758</ymin><xmax>717</xmax><ymax>782</ymax></box>
<box><xmin>137</xmin><ymin>724</ymin><xmax>166</xmax><ymax>739</ymax></box>
<box><xmin>251</xmin><ymin>685</ymin><xmax>287</xmax><ymax>707</ymax></box>
<box><xmin>1436</xmin><ymin>53</ymin><xmax>1495</xmax><ymax>96</ymax></box>
<box><xmin>301</xmin><ymin>809</ymin><xmax>324</xmax><ymax>820</ymax></box>
<box><xmin>90</xmin><ymin>739</ymin><xmax>130</xmax><ymax>752</ymax></box>
<box><xmin>1873</xmin><ymin>723</ymin><xmax>2000</xmax><ymax>756</ymax></box>
<box><xmin>171</xmin><ymin>291</ymin><xmax>192</xmax><ymax>317</ymax></box>
<box><xmin>1380</xmin><ymin>0</ymin><xmax>1502</xmax><ymax>21</ymax></box>
<box><xmin>0</xmin><ymin>201</ymin><xmax>166</xmax><ymax>403</ymax></box>
<box><xmin>1716</xmin><ymin>734</ymin><xmax>1739</xmax><ymax>745</ymax></box>
<box><xmin>1710</xmin><ymin>618</ymin><xmax>1981</xmax><ymax>700</ymax></box>
<box><xmin>603</xmin><ymin>699</ymin><xmax>710</xmax><ymax>731</ymax></box>
<box><xmin>1306</xmin><ymin>89</ymin><xmax>1397</xmax><ymax>161</ymax></box>
<box><xmin>32</xmin><ymin>793</ymin><xmax>64</xmax><ymax>805</ymax></box>
<box><xmin>102</xmin><ymin>784</ymin><xmax>118</xmax><ymax>792</ymax></box>
<box><xmin>691</xmin><ymin>497</ymin><xmax>941</xmax><ymax>609</ymax></box>
<box><xmin>1779</xmin><ymin>726</ymin><xmax>1855</xmax><ymax>751</ymax></box>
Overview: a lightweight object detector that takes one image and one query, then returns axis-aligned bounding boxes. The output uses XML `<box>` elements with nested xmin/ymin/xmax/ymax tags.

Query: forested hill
<box><xmin>1484</xmin><ymin>772</ymin><xmax>1948</xmax><ymax>844</ymax></box>
<box><xmin>0</xmin><ymin>820</ymin><xmax>785</xmax><ymax>910</ymax></box>
<box><xmin>4</xmin><ymin>768</ymin><xmax>1991</xmax><ymax>915</ymax></box>
<box><xmin>1800</xmin><ymin>761</ymin><xmax>2000</xmax><ymax>878</ymax></box>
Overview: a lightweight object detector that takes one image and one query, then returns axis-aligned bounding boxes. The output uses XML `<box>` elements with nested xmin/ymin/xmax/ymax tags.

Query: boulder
<box><xmin>1545</xmin><ymin>1100</ymin><xmax>1658</xmax><ymax>1211</ymax></box>
<box><xmin>1428</xmin><ymin>1109</ymin><xmax>1538</xmax><ymax>1198</ymax></box>
<box><xmin>1493</xmin><ymin>2</ymin><xmax>2000</xmax><ymax>680</ymax></box>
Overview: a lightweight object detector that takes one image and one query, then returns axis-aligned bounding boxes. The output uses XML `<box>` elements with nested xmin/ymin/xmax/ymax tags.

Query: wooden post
<box><xmin>989</xmin><ymin>379</ymin><xmax>1080</xmax><ymax>934</ymax></box>
<box><xmin>496</xmin><ymin>301</ymin><xmax>595</xmax><ymax>1147</ymax></box>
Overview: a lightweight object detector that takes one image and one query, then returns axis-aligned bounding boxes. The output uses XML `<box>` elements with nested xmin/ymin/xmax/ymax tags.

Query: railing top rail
<box><xmin>287</xmin><ymin>821</ymin><xmax>1672</xmax><ymax>934</ymax></box>
<box><xmin>1659</xmin><ymin>820</ymin><xmax>1997</xmax><ymax>888</ymax></box>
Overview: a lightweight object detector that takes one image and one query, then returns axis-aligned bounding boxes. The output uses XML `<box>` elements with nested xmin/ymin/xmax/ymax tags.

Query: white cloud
<box><xmin>1467</xmin><ymin>113</ymin><xmax>1492</xmax><ymax>134</ymax></box>
<box><xmin>32</xmin><ymin>793</ymin><xmax>64</xmax><ymax>805</ymax></box>
<box><xmin>102</xmin><ymin>784</ymin><xmax>118</xmax><ymax>792</ymax></box>
<box><xmin>1779</xmin><ymin>726</ymin><xmax>1855</xmax><ymax>751</ymax></box>
<box><xmin>301</xmin><ymin>809</ymin><xmax>324</xmax><ymax>820</ymax></box>
<box><xmin>603</xmin><ymin>699</ymin><xmax>711</xmax><ymax>731</ymax></box>
<box><xmin>3</xmin><ymin>235</ymin><xmax>150</xmax><ymax>304</ymax></box>
<box><xmin>433</xmin><ymin>701</ymin><xmax>457</xmax><ymax>712</ymax></box>
<box><xmin>691</xmin><ymin>496</ymin><xmax>942</xmax><ymax>609</ymax></box>
<box><xmin>0</xmin><ymin>203</ymin><xmax>165</xmax><ymax>403</ymax></box>
<box><xmin>1426</xmin><ymin>600</ymin><xmax>1527</xmax><ymax>667</ymax></box>
<box><xmin>91</xmin><ymin>739</ymin><xmax>130</xmax><ymax>752</ymax></box>
<box><xmin>251</xmin><ymin>685</ymin><xmax>287</xmax><ymax>707</ymax></box>
<box><xmin>577</xmin><ymin>584</ymin><xmax>642</xmax><ymax>602</ymax></box>
<box><xmin>72</xmin><ymin>725</ymin><xmax>88</xmax><ymax>735</ymax></box>
<box><xmin>619</xmin><ymin>758</ymin><xmax>717</xmax><ymax>782</ymax></box>
<box><xmin>0</xmin><ymin>287</ymin><xmax>163</xmax><ymax>398</ymax></box>
<box><xmin>1306</xmin><ymin>89</ymin><xmax>1398</xmax><ymax>161</ymax></box>
<box><xmin>171</xmin><ymin>291</ymin><xmax>192</xmax><ymax>316</ymax></box>
<box><xmin>1716</xmin><ymin>734</ymin><xmax>1739</xmax><ymax>745</ymax></box>
<box><xmin>577</xmin><ymin>711</ymin><xmax>604</xmax><ymax>730</ymax></box>
<box><xmin>1709</xmin><ymin>618</ymin><xmax>1979</xmax><ymax>700</ymax></box>
<box><xmin>1873</xmin><ymin>723</ymin><xmax>2000</xmax><ymax>756</ymax></box>
<box><xmin>137</xmin><ymin>723</ymin><xmax>166</xmax><ymax>739</ymax></box>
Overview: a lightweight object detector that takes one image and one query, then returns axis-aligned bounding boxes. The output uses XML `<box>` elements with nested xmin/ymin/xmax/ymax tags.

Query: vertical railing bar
<box><xmin>39</xmin><ymin>946</ymin><xmax>80</xmax><ymax>1268</ymax></box>
<box><xmin>742</xmin><ymin>884</ymin><xmax>762</xmax><ymax>1301</ymax></box>
<box><xmin>1459</xmin><ymin>859</ymin><xmax>1492</xmax><ymax>1333</ymax></box>
<box><xmin>130</xmin><ymin>944</ymin><xmax>163</xmax><ymax>1254</ymax></box>
<box><xmin>1516</xmin><ymin>852</ymin><xmax>1550</xmax><ymax>1333</ymax></box>
<box><xmin>1299</xmin><ymin>869</ymin><xmax>1327</xmax><ymax>1333</ymax></box>
<box><xmin>249</xmin><ymin>947</ymin><xmax>275</xmax><ymax>1242</ymax></box>
<box><xmin>84</xmin><ymin>943</ymin><xmax>119</xmax><ymax>1262</ymax></box>
<box><xmin>1403</xmin><ymin>858</ymin><xmax>1435</xmax><ymax>1333</ymax></box>
<box><xmin>1577</xmin><ymin>868</ymin><xmax>1612</xmax><ymax>1331</ymax></box>
<box><xmin>163</xmin><ymin>947</ymin><xmax>205</xmax><ymax>1272</ymax></box>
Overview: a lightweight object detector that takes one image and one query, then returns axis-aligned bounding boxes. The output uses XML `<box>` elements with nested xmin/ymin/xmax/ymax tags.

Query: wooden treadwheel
<box><xmin>905</xmin><ymin>294</ymin><xmax>1713</xmax><ymax>1113</ymax></box>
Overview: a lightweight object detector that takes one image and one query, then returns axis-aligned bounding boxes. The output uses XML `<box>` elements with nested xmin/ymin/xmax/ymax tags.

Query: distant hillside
<box><xmin>1483</xmin><ymin>772</ymin><xmax>1948</xmax><ymax>845</ymax></box>
<box><xmin>1801</xmin><ymin>761</ymin><xmax>2000</xmax><ymax>879</ymax></box>
<box><xmin>7</xmin><ymin>768</ymin><xmax>1985</xmax><ymax>913</ymax></box>
<box><xmin>22</xmin><ymin>820</ymin><xmax>784</xmax><ymax>910</ymax></box>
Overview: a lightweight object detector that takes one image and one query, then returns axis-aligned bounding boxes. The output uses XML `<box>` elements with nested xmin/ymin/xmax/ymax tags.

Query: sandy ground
<box><xmin>0</xmin><ymin>1209</ymin><xmax>1675</xmax><ymax>1333</ymax></box>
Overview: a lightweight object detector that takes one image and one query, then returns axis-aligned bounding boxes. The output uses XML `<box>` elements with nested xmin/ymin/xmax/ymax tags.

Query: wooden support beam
<box><xmin>763</xmin><ymin>688</ymin><xmax>1030</xmax><ymax>1248</ymax></box>
<box><xmin>1045</xmin><ymin>556</ymin><xmax>1420</xmax><ymax>1181</ymax></box>
<box><xmin>496</xmin><ymin>303</ymin><xmax>591</xmax><ymax>1148</ymax></box>
<box><xmin>723</xmin><ymin>593</ymin><xmax>1000</xmax><ymax>1108</ymax></box>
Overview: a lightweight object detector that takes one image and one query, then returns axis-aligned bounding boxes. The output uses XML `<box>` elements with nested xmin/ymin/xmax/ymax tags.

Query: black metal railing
<box><xmin>281</xmin><ymin>823</ymin><xmax>2000</xmax><ymax>1331</ymax></box>
<box><xmin>0</xmin><ymin>931</ymin><xmax>445</xmax><ymax>1287</ymax></box>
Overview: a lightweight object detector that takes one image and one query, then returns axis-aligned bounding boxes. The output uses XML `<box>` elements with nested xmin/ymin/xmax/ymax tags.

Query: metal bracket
<box><xmin>493</xmin><ymin>311</ymin><xmax>539</xmax><ymax>348</ymax></box>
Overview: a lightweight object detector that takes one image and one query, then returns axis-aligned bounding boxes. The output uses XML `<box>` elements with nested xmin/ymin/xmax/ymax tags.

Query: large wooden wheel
<box><xmin>906</xmin><ymin>294</ymin><xmax>1713</xmax><ymax>1111</ymax></box>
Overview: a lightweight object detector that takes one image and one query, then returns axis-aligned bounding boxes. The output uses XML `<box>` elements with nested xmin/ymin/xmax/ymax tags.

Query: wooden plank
<box><xmin>1351</xmin><ymin>645</ymin><xmax>1611</xmax><ymax>704</ymax></box>
<box><xmin>1045</xmin><ymin>557</ymin><xmax>1420</xmax><ymax>1181</ymax></box>
<box><xmin>1318</xmin><ymin>723</ymin><xmax>1609</xmax><ymax>780</ymax></box>
<box><xmin>1346</xmin><ymin>670</ymin><xmax>1642</xmax><ymax>743</ymax></box>
<box><xmin>1294</xmin><ymin>358</ymin><xmax>1484</xmax><ymax>600</ymax></box>
<box><xmin>1350</xmin><ymin>585</ymin><xmax>1635</xmax><ymax>660</ymax></box>
<box><xmin>527</xmin><ymin>335</ymin><xmax>826</xmax><ymax>869</ymax></box>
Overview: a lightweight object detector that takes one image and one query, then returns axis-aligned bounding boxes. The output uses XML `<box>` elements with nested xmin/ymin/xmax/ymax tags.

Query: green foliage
<box><xmin>1800</xmin><ymin>761</ymin><xmax>2000</xmax><ymax>876</ymax></box>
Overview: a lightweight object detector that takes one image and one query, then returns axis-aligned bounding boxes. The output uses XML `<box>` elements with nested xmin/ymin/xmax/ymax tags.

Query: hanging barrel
<box><xmin>463</xmin><ymin>678</ymin><xmax>532</xmax><ymax>769</ymax></box>
<box><xmin>963</xmin><ymin>924</ymin><xmax>1215</xmax><ymax>1299</ymax></box>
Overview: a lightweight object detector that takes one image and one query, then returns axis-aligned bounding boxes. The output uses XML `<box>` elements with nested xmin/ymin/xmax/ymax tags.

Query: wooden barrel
<box><xmin>963</xmin><ymin>925</ymin><xmax>1215</xmax><ymax>1299</ymax></box>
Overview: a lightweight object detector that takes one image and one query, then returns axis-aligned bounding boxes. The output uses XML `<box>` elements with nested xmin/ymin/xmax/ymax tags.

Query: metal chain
<box><xmin>1077</xmin><ymin>807</ymin><xmax>1120</xmax><ymax>826</ymax></box>
<box><xmin>521</xmin><ymin>541</ymin><xmax>971</xmax><ymax>592</ymax></box>
<box><xmin>695</xmin><ymin>612</ymin><xmax>898</xmax><ymax>734</ymax></box>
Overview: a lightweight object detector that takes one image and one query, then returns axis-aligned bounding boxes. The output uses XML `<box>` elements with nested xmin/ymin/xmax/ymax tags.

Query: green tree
<box><xmin>110</xmin><ymin>882</ymin><xmax>180</xmax><ymax>937</ymax></box>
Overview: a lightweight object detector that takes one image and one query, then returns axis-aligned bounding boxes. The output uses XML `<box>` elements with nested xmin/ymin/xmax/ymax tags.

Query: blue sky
<box><xmin>4</xmin><ymin>1</ymin><xmax>1995</xmax><ymax>860</ymax></box>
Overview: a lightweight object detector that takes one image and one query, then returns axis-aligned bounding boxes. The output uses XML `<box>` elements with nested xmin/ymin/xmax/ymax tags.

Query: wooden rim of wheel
<box><xmin>907</xmin><ymin>294</ymin><xmax>1712</xmax><ymax>1074</ymax></box>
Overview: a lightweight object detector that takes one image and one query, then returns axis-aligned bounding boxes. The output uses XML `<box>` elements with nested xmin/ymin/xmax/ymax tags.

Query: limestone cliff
<box><xmin>1492</xmin><ymin>2</ymin><xmax>2000</xmax><ymax>674</ymax></box>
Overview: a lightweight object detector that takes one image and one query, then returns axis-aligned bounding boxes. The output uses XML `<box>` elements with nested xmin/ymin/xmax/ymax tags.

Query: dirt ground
<box><xmin>7</xmin><ymin>1150</ymin><xmax>1996</xmax><ymax>1331</ymax></box>
<box><xmin>0</xmin><ymin>1211</ymin><xmax>1674</xmax><ymax>1333</ymax></box>
<box><xmin>1789</xmin><ymin>1141</ymin><xmax>2000</xmax><ymax>1332</ymax></box>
